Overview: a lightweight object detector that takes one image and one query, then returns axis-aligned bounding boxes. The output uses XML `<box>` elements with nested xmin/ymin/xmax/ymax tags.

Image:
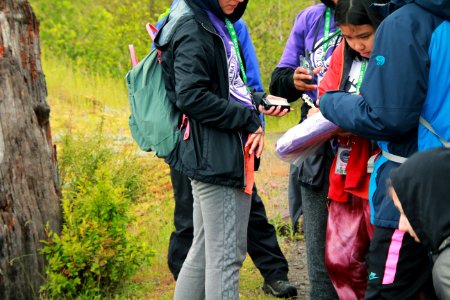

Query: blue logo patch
<box><xmin>375</xmin><ymin>55</ymin><xmax>385</xmax><ymax>66</ymax></box>
<box><xmin>368</xmin><ymin>272</ymin><xmax>380</xmax><ymax>281</ymax></box>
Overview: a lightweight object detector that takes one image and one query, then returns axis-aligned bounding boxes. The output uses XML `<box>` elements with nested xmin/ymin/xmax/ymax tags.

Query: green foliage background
<box><xmin>31</xmin><ymin>0</ymin><xmax>310</xmax><ymax>87</ymax></box>
<box><xmin>31</xmin><ymin>0</ymin><xmax>172</xmax><ymax>77</ymax></box>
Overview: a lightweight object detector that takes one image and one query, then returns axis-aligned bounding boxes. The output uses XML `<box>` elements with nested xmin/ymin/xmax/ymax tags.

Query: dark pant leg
<box><xmin>365</xmin><ymin>227</ymin><xmax>436</xmax><ymax>300</ymax></box>
<box><xmin>288</xmin><ymin>164</ymin><xmax>302</xmax><ymax>229</ymax></box>
<box><xmin>302</xmin><ymin>187</ymin><xmax>339</xmax><ymax>300</ymax></box>
<box><xmin>167</xmin><ymin>168</ymin><xmax>194</xmax><ymax>280</ymax></box>
<box><xmin>247</xmin><ymin>185</ymin><xmax>289</xmax><ymax>282</ymax></box>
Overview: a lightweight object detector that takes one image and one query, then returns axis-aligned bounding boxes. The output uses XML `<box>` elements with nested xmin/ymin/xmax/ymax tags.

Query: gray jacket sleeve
<box><xmin>432</xmin><ymin>247</ymin><xmax>450</xmax><ymax>300</ymax></box>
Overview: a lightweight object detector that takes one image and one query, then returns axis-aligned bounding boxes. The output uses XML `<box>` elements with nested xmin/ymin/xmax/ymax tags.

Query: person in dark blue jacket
<box><xmin>319</xmin><ymin>0</ymin><xmax>450</xmax><ymax>298</ymax></box>
<box><xmin>155</xmin><ymin>0</ymin><xmax>296</xmax><ymax>298</ymax></box>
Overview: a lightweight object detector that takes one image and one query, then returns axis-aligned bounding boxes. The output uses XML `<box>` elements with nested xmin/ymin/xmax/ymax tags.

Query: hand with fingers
<box><xmin>258</xmin><ymin>95</ymin><xmax>291</xmax><ymax>117</ymax></box>
<box><xmin>293</xmin><ymin>66</ymin><xmax>322</xmax><ymax>91</ymax></box>
<box><xmin>245</xmin><ymin>126</ymin><xmax>264</xmax><ymax>158</ymax></box>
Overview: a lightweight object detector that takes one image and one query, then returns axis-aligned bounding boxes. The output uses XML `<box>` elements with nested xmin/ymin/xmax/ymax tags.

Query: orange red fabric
<box><xmin>244</xmin><ymin>136</ymin><xmax>255</xmax><ymax>195</ymax></box>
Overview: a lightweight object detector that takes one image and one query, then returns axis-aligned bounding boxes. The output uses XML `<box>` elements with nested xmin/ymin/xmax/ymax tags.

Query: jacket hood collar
<box><xmin>415</xmin><ymin>0</ymin><xmax>450</xmax><ymax>20</ymax></box>
<box><xmin>390</xmin><ymin>148</ymin><xmax>450</xmax><ymax>252</ymax></box>
<box><xmin>191</xmin><ymin>0</ymin><xmax>248</xmax><ymax>22</ymax></box>
<box><xmin>388</xmin><ymin>0</ymin><xmax>450</xmax><ymax>20</ymax></box>
<box><xmin>155</xmin><ymin>0</ymin><xmax>194</xmax><ymax>48</ymax></box>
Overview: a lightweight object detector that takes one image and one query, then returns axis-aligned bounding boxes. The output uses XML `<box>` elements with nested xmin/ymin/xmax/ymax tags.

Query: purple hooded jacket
<box><xmin>270</xmin><ymin>3</ymin><xmax>341</xmax><ymax>104</ymax></box>
<box><xmin>269</xmin><ymin>3</ymin><xmax>341</xmax><ymax>190</ymax></box>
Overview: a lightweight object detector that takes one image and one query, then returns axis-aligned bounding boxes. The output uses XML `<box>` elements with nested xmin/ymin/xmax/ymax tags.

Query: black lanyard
<box><xmin>311</xmin><ymin>7</ymin><xmax>341</xmax><ymax>59</ymax></box>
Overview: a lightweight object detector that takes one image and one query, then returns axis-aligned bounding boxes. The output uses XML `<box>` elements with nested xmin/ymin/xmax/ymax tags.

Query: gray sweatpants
<box><xmin>174</xmin><ymin>180</ymin><xmax>251</xmax><ymax>300</ymax></box>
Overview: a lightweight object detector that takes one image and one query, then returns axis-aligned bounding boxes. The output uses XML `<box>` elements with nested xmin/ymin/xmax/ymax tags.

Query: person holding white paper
<box><xmin>315</xmin><ymin>0</ymin><xmax>387</xmax><ymax>298</ymax></box>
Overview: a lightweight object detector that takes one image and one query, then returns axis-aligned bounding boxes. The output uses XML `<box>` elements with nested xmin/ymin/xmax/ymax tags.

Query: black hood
<box><xmin>191</xmin><ymin>0</ymin><xmax>248</xmax><ymax>22</ymax></box>
<box><xmin>321</xmin><ymin>0</ymin><xmax>335</xmax><ymax>8</ymax></box>
<box><xmin>390</xmin><ymin>148</ymin><xmax>450</xmax><ymax>252</ymax></box>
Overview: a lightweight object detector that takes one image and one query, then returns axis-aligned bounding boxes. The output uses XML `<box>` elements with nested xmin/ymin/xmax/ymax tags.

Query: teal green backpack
<box><xmin>126</xmin><ymin>24</ymin><xmax>181</xmax><ymax>158</ymax></box>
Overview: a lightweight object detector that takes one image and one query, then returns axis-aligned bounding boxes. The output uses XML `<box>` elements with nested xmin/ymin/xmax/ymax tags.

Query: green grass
<box><xmin>43</xmin><ymin>53</ymin><xmax>299</xmax><ymax>299</ymax></box>
<box><xmin>43</xmin><ymin>52</ymin><xmax>129</xmax><ymax>139</ymax></box>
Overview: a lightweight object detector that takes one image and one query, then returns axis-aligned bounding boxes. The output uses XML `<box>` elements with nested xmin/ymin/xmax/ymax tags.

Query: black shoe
<box><xmin>262</xmin><ymin>280</ymin><xmax>298</xmax><ymax>298</ymax></box>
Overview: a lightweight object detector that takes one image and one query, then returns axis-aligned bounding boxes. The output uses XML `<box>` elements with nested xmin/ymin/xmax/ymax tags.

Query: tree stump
<box><xmin>0</xmin><ymin>0</ymin><xmax>62</xmax><ymax>298</ymax></box>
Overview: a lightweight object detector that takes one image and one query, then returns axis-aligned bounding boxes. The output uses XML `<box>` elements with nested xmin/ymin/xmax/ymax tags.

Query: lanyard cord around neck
<box><xmin>355</xmin><ymin>59</ymin><xmax>367</xmax><ymax>94</ymax></box>
<box><xmin>311</xmin><ymin>7</ymin><xmax>340</xmax><ymax>61</ymax></box>
<box><xmin>225</xmin><ymin>18</ymin><xmax>248</xmax><ymax>85</ymax></box>
<box><xmin>321</xmin><ymin>7</ymin><xmax>332</xmax><ymax>61</ymax></box>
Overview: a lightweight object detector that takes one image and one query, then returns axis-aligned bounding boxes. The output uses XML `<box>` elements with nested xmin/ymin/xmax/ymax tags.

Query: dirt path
<box><xmin>285</xmin><ymin>238</ymin><xmax>309</xmax><ymax>299</ymax></box>
<box><xmin>256</xmin><ymin>132</ymin><xmax>310</xmax><ymax>299</ymax></box>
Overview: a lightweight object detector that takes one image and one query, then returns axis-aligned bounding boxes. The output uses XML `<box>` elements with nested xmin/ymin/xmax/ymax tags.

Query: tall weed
<box><xmin>40</xmin><ymin>128</ymin><xmax>152</xmax><ymax>298</ymax></box>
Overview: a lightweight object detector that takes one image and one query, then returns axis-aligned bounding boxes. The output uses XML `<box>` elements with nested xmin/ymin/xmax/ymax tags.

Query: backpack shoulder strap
<box><xmin>382</xmin><ymin>117</ymin><xmax>450</xmax><ymax>165</ymax></box>
<box><xmin>128</xmin><ymin>44</ymin><xmax>138</xmax><ymax>67</ymax></box>
<box><xmin>381</xmin><ymin>150</ymin><xmax>407</xmax><ymax>164</ymax></box>
<box><xmin>128</xmin><ymin>23</ymin><xmax>160</xmax><ymax>68</ymax></box>
<box><xmin>146</xmin><ymin>23</ymin><xmax>158</xmax><ymax>42</ymax></box>
<box><xmin>420</xmin><ymin>116</ymin><xmax>450</xmax><ymax>148</ymax></box>
<box><xmin>382</xmin><ymin>116</ymin><xmax>450</xmax><ymax>164</ymax></box>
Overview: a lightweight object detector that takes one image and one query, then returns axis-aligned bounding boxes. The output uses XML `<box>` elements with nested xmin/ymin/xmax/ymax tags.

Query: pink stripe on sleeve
<box><xmin>382</xmin><ymin>229</ymin><xmax>405</xmax><ymax>285</ymax></box>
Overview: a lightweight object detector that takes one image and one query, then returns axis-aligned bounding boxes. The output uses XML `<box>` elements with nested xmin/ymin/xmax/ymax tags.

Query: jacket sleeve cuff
<box><xmin>245</xmin><ymin>112</ymin><xmax>262</xmax><ymax>133</ymax></box>
<box><xmin>252</xmin><ymin>91</ymin><xmax>266</xmax><ymax>108</ymax></box>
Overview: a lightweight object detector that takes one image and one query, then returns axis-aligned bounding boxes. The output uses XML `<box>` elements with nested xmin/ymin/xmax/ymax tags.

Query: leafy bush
<box><xmin>58</xmin><ymin>123</ymin><xmax>146</xmax><ymax>201</ymax></box>
<box><xmin>40</xmin><ymin>130</ymin><xmax>152</xmax><ymax>298</ymax></box>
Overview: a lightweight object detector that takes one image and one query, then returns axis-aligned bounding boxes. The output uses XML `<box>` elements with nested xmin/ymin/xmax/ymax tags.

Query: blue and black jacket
<box><xmin>155</xmin><ymin>0</ymin><xmax>266</xmax><ymax>189</ymax></box>
<box><xmin>320</xmin><ymin>0</ymin><xmax>450</xmax><ymax>228</ymax></box>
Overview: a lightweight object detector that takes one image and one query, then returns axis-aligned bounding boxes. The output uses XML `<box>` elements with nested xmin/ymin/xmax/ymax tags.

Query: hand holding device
<box><xmin>299</xmin><ymin>50</ymin><xmax>315</xmax><ymax>84</ymax></box>
<box><xmin>261</xmin><ymin>94</ymin><xmax>291</xmax><ymax>111</ymax></box>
